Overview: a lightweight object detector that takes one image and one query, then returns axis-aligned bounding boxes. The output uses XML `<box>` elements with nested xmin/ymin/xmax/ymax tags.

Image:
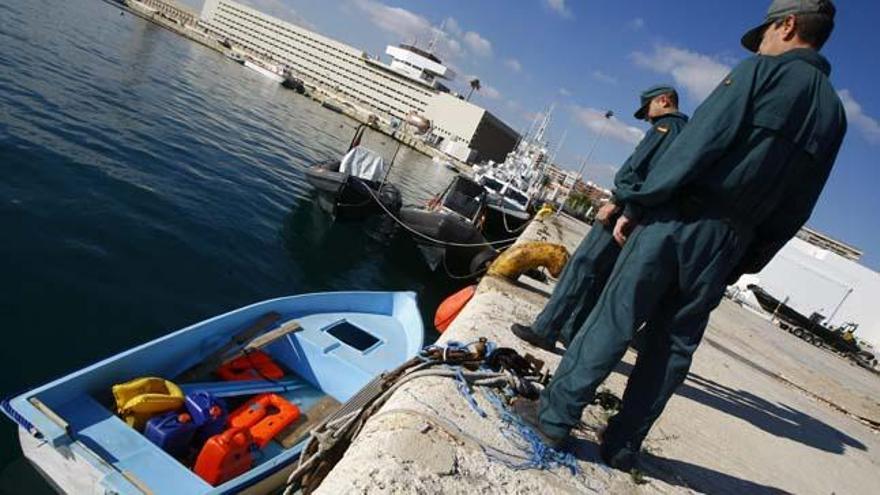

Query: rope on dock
<box><xmin>280</xmin><ymin>339</ymin><xmax>558</xmax><ymax>494</ymax></box>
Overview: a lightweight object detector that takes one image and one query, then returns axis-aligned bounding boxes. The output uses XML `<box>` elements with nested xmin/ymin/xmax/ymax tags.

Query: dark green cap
<box><xmin>634</xmin><ymin>85</ymin><xmax>677</xmax><ymax>120</ymax></box>
<box><xmin>741</xmin><ymin>0</ymin><xmax>836</xmax><ymax>53</ymax></box>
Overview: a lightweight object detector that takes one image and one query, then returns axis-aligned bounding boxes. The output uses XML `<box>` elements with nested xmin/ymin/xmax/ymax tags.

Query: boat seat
<box><xmin>56</xmin><ymin>395</ymin><xmax>209</xmax><ymax>493</ymax></box>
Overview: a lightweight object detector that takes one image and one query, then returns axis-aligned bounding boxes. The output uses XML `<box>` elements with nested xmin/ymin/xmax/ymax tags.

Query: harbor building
<box><xmin>198</xmin><ymin>0</ymin><xmax>518</xmax><ymax>163</ymax></box>
<box><xmin>795</xmin><ymin>226</ymin><xmax>863</xmax><ymax>262</ymax></box>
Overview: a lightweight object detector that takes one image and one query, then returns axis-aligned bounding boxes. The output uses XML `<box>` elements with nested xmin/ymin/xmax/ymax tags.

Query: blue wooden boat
<box><xmin>2</xmin><ymin>291</ymin><xmax>424</xmax><ymax>494</ymax></box>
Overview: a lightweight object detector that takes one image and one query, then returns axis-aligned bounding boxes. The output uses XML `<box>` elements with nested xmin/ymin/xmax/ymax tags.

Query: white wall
<box><xmin>425</xmin><ymin>93</ymin><xmax>484</xmax><ymax>145</ymax></box>
<box><xmin>742</xmin><ymin>237</ymin><xmax>880</xmax><ymax>348</ymax></box>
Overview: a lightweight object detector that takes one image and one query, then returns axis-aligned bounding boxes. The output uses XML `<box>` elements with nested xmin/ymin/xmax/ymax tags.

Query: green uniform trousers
<box><xmin>538</xmin><ymin>208</ymin><xmax>751</xmax><ymax>452</ymax></box>
<box><xmin>531</xmin><ymin>223</ymin><xmax>621</xmax><ymax>347</ymax></box>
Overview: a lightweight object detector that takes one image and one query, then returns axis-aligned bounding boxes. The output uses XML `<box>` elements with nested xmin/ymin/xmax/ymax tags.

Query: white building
<box><xmin>199</xmin><ymin>0</ymin><xmax>518</xmax><ymax>162</ymax></box>
<box><xmin>734</xmin><ymin>232</ymin><xmax>880</xmax><ymax>348</ymax></box>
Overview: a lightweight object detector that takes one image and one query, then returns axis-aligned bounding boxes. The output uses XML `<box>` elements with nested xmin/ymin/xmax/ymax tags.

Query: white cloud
<box><xmin>631</xmin><ymin>44</ymin><xmax>732</xmax><ymax>101</ymax></box>
<box><xmin>463</xmin><ymin>31</ymin><xmax>493</xmax><ymax>57</ymax></box>
<box><xmin>571</xmin><ymin>105</ymin><xmax>645</xmax><ymax>145</ymax></box>
<box><xmin>481</xmin><ymin>84</ymin><xmax>502</xmax><ymax>100</ymax></box>
<box><xmin>558</xmin><ymin>87</ymin><xmax>572</xmax><ymax>97</ymax></box>
<box><xmin>839</xmin><ymin>90</ymin><xmax>880</xmax><ymax>144</ymax></box>
<box><xmin>352</xmin><ymin>0</ymin><xmax>494</xmax><ymax>63</ymax></box>
<box><xmin>627</xmin><ymin>17</ymin><xmax>645</xmax><ymax>30</ymax></box>
<box><xmin>352</xmin><ymin>0</ymin><xmax>430</xmax><ymax>40</ymax></box>
<box><xmin>505</xmin><ymin>58</ymin><xmax>523</xmax><ymax>73</ymax></box>
<box><xmin>444</xmin><ymin>17</ymin><xmax>463</xmax><ymax>37</ymax></box>
<box><xmin>543</xmin><ymin>0</ymin><xmax>573</xmax><ymax>19</ymax></box>
<box><xmin>592</xmin><ymin>70</ymin><xmax>618</xmax><ymax>85</ymax></box>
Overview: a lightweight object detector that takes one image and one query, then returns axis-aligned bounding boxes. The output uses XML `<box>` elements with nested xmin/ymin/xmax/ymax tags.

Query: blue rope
<box><xmin>454</xmin><ymin>368</ymin><xmax>487</xmax><ymax>418</ymax></box>
<box><xmin>413</xmin><ymin>341</ymin><xmax>577</xmax><ymax>473</ymax></box>
<box><xmin>483</xmin><ymin>390</ymin><xmax>579</xmax><ymax>475</ymax></box>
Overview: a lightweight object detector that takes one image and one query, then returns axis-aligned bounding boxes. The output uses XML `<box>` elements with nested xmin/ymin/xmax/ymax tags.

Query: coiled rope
<box><xmin>280</xmin><ymin>340</ymin><xmax>561</xmax><ymax>494</ymax></box>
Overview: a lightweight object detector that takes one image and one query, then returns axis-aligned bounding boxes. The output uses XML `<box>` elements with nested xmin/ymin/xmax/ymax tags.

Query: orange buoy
<box><xmin>434</xmin><ymin>285</ymin><xmax>477</xmax><ymax>333</ymax></box>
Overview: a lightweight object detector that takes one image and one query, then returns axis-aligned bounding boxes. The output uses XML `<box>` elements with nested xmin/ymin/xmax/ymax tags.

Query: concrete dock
<box><xmin>317</xmin><ymin>215</ymin><xmax>880</xmax><ymax>494</ymax></box>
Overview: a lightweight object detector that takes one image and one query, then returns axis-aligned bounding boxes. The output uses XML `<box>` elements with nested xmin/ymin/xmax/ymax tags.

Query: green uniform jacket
<box><xmin>611</xmin><ymin>112</ymin><xmax>689</xmax><ymax>218</ymax></box>
<box><xmin>615</xmin><ymin>48</ymin><xmax>847</xmax><ymax>276</ymax></box>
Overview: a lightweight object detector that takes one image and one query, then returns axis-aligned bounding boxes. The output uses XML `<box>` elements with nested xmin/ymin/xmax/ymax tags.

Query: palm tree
<box><xmin>466</xmin><ymin>78</ymin><xmax>481</xmax><ymax>101</ymax></box>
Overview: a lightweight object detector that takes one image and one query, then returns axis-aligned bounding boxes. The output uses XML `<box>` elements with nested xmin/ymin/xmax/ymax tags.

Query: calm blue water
<box><xmin>0</xmin><ymin>0</ymin><xmax>460</xmax><ymax>490</ymax></box>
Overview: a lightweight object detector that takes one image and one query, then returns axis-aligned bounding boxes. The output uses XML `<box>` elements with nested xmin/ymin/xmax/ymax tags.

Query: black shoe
<box><xmin>599</xmin><ymin>442</ymin><xmax>638</xmax><ymax>472</ymax></box>
<box><xmin>510</xmin><ymin>323</ymin><xmax>556</xmax><ymax>351</ymax></box>
<box><xmin>511</xmin><ymin>398</ymin><xmax>569</xmax><ymax>450</ymax></box>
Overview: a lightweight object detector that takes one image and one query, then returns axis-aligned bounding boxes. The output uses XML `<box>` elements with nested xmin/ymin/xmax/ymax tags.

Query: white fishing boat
<box><xmin>243</xmin><ymin>60</ymin><xmax>284</xmax><ymax>82</ymax></box>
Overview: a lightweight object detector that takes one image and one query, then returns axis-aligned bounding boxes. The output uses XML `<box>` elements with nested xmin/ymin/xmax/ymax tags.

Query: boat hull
<box><xmin>281</xmin><ymin>77</ymin><xmax>305</xmax><ymax>93</ymax></box>
<box><xmin>398</xmin><ymin>207</ymin><xmax>494</xmax><ymax>276</ymax></box>
<box><xmin>243</xmin><ymin>61</ymin><xmax>283</xmax><ymax>82</ymax></box>
<box><xmin>482</xmin><ymin>203</ymin><xmax>530</xmax><ymax>242</ymax></box>
<box><xmin>304</xmin><ymin>163</ymin><xmax>401</xmax><ymax>220</ymax></box>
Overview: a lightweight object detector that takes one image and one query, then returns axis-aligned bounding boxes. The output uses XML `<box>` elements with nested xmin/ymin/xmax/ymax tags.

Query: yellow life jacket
<box><xmin>112</xmin><ymin>377</ymin><xmax>184</xmax><ymax>430</ymax></box>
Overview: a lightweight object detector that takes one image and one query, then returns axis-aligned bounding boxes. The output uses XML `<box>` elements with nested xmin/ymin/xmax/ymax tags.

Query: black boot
<box><xmin>599</xmin><ymin>442</ymin><xmax>638</xmax><ymax>472</ymax></box>
<box><xmin>510</xmin><ymin>323</ymin><xmax>556</xmax><ymax>351</ymax></box>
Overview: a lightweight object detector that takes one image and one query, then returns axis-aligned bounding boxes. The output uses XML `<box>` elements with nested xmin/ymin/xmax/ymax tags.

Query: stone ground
<box><xmin>316</xmin><ymin>215</ymin><xmax>880</xmax><ymax>495</ymax></box>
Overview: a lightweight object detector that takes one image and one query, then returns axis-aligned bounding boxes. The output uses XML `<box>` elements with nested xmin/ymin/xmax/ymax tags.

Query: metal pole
<box><xmin>557</xmin><ymin>111</ymin><xmax>612</xmax><ymax>216</ymax></box>
<box><xmin>379</xmin><ymin>140</ymin><xmax>403</xmax><ymax>189</ymax></box>
<box><xmin>827</xmin><ymin>287</ymin><xmax>854</xmax><ymax>324</ymax></box>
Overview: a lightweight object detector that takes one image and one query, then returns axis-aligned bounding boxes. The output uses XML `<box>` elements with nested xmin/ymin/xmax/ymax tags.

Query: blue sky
<box><xmin>184</xmin><ymin>0</ymin><xmax>880</xmax><ymax>269</ymax></box>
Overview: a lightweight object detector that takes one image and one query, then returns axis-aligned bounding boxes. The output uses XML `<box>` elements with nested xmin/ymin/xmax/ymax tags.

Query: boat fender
<box><xmin>434</xmin><ymin>285</ymin><xmax>477</xmax><ymax>333</ymax></box>
<box><xmin>112</xmin><ymin>377</ymin><xmax>185</xmax><ymax>430</ymax></box>
<box><xmin>487</xmin><ymin>242</ymin><xmax>570</xmax><ymax>280</ymax></box>
<box><xmin>228</xmin><ymin>393</ymin><xmax>301</xmax><ymax>448</ymax></box>
<box><xmin>193</xmin><ymin>427</ymin><xmax>254</xmax><ymax>486</ymax></box>
<box><xmin>217</xmin><ymin>350</ymin><xmax>285</xmax><ymax>382</ymax></box>
<box><xmin>536</xmin><ymin>204</ymin><xmax>555</xmax><ymax>219</ymax></box>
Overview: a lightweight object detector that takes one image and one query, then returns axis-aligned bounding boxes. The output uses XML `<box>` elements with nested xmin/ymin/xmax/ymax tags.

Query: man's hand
<box><xmin>613</xmin><ymin>215</ymin><xmax>637</xmax><ymax>246</ymax></box>
<box><xmin>595</xmin><ymin>202</ymin><xmax>620</xmax><ymax>226</ymax></box>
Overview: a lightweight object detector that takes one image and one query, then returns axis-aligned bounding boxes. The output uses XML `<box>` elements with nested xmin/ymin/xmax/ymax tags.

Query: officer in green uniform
<box><xmin>511</xmin><ymin>87</ymin><xmax>688</xmax><ymax>350</ymax></box>
<box><xmin>531</xmin><ymin>0</ymin><xmax>846</xmax><ymax>469</ymax></box>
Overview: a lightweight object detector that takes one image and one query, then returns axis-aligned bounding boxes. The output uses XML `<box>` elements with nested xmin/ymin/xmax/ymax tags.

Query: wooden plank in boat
<box><xmin>276</xmin><ymin>395</ymin><xmax>342</xmax><ymax>449</ymax></box>
<box><xmin>28</xmin><ymin>397</ymin><xmax>69</xmax><ymax>434</ymax></box>
<box><xmin>177</xmin><ymin>311</ymin><xmax>281</xmax><ymax>382</ymax></box>
<box><xmin>241</xmin><ymin>320</ymin><xmax>302</xmax><ymax>353</ymax></box>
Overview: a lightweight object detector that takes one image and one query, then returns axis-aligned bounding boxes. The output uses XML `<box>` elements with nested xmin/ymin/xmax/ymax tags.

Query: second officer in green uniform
<box><xmin>511</xmin><ymin>86</ymin><xmax>688</xmax><ymax>350</ymax></box>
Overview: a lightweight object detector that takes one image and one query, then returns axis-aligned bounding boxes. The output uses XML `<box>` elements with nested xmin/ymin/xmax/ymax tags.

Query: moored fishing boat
<box><xmin>2</xmin><ymin>291</ymin><xmax>424</xmax><ymax>494</ymax></box>
<box><xmin>477</xmin><ymin>173</ymin><xmax>533</xmax><ymax>241</ymax></box>
<box><xmin>243</xmin><ymin>60</ymin><xmax>284</xmax><ymax>82</ymax></box>
<box><xmin>303</xmin><ymin>125</ymin><xmax>403</xmax><ymax>220</ymax></box>
<box><xmin>280</xmin><ymin>73</ymin><xmax>305</xmax><ymax>93</ymax></box>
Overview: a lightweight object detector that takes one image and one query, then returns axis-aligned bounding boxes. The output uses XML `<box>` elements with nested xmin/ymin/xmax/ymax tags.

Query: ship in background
<box><xmin>472</xmin><ymin>105</ymin><xmax>558</xmax><ymax>239</ymax></box>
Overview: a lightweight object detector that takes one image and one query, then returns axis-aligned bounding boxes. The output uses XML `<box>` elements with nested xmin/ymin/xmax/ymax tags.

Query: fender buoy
<box><xmin>434</xmin><ymin>285</ymin><xmax>477</xmax><ymax>333</ymax></box>
<box><xmin>487</xmin><ymin>242</ymin><xmax>569</xmax><ymax>280</ymax></box>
